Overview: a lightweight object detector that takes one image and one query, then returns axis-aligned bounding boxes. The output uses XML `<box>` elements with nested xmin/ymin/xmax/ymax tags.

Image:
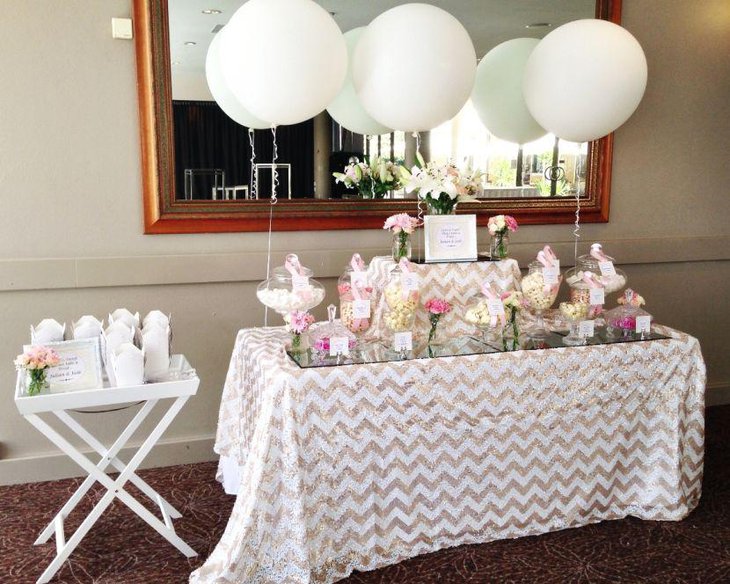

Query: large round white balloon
<box><xmin>523</xmin><ymin>19</ymin><xmax>647</xmax><ymax>143</ymax></box>
<box><xmin>221</xmin><ymin>0</ymin><xmax>348</xmax><ymax>126</ymax></box>
<box><xmin>352</xmin><ymin>3</ymin><xmax>476</xmax><ymax>132</ymax></box>
<box><xmin>472</xmin><ymin>38</ymin><xmax>546</xmax><ymax>145</ymax></box>
<box><xmin>327</xmin><ymin>28</ymin><xmax>391</xmax><ymax>136</ymax></box>
<box><xmin>205</xmin><ymin>29</ymin><xmax>269</xmax><ymax>130</ymax></box>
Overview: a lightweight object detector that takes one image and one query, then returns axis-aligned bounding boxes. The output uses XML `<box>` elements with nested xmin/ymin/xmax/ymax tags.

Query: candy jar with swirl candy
<box><xmin>337</xmin><ymin>253</ymin><xmax>377</xmax><ymax>350</ymax></box>
<box><xmin>522</xmin><ymin>245</ymin><xmax>562</xmax><ymax>341</ymax></box>
<box><xmin>383</xmin><ymin>258</ymin><xmax>420</xmax><ymax>355</ymax></box>
<box><xmin>256</xmin><ymin>254</ymin><xmax>326</xmax><ymax>322</ymax></box>
<box><xmin>565</xmin><ymin>263</ymin><xmax>606</xmax><ymax>321</ymax></box>
<box><xmin>464</xmin><ymin>283</ymin><xmax>505</xmax><ymax>344</ymax></box>
<box><xmin>604</xmin><ymin>289</ymin><xmax>652</xmax><ymax>339</ymax></box>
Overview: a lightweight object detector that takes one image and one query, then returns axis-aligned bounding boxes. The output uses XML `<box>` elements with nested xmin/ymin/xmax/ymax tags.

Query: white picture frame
<box><xmin>24</xmin><ymin>338</ymin><xmax>104</xmax><ymax>393</ymax></box>
<box><xmin>424</xmin><ymin>214</ymin><xmax>478</xmax><ymax>263</ymax></box>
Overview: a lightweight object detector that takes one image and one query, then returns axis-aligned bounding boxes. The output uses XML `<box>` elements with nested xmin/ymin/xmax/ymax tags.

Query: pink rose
<box><xmin>424</xmin><ymin>298</ymin><xmax>452</xmax><ymax>315</ymax></box>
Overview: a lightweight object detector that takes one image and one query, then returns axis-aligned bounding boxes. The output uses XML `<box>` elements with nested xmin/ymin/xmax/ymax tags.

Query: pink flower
<box><xmin>14</xmin><ymin>346</ymin><xmax>60</xmax><ymax>371</ymax></box>
<box><xmin>286</xmin><ymin>311</ymin><xmax>315</xmax><ymax>335</ymax></box>
<box><xmin>424</xmin><ymin>298</ymin><xmax>452</xmax><ymax>315</ymax></box>
<box><xmin>383</xmin><ymin>213</ymin><xmax>421</xmax><ymax>235</ymax></box>
<box><xmin>504</xmin><ymin>215</ymin><xmax>518</xmax><ymax>232</ymax></box>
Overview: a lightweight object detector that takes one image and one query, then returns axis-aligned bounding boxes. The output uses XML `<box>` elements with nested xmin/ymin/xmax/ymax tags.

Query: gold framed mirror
<box><xmin>135</xmin><ymin>0</ymin><xmax>620</xmax><ymax>234</ymax></box>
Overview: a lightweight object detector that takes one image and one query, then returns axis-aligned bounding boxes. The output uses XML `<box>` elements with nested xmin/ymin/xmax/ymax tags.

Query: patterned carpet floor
<box><xmin>1</xmin><ymin>405</ymin><xmax>728</xmax><ymax>584</ymax></box>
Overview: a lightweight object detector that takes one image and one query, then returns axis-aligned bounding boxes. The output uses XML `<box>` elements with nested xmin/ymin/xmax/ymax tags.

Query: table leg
<box><xmin>34</xmin><ymin>400</ymin><xmax>158</xmax><ymax>545</ymax></box>
<box><xmin>25</xmin><ymin>396</ymin><xmax>196</xmax><ymax>584</ymax></box>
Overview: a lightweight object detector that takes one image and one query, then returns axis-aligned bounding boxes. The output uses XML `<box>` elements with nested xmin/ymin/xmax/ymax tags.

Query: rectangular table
<box><xmin>192</xmin><ymin>327</ymin><xmax>705</xmax><ymax>584</ymax></box>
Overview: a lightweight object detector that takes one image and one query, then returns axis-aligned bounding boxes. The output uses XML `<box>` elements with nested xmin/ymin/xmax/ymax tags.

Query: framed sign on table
<box><xmin>424</xmin><ymin>215</ymin><xmax>478</xmax><ymax>263</ymax></box>
<box><xmin>24</xmin><ymin>338</ymin><xmax>104</xmax><ymax>393</ymax></box>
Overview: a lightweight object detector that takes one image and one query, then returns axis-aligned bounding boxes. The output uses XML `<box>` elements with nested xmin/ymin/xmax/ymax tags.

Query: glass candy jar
<box><xmin>310</xmin><ymin>304</ymin><xmax>356</xmax><ymax>360</ymax></box>
<box><xmin>559</xmin><ymin>301</ymin><xmax>590</xmax><ymax>346</ymax></box>
<box><xmin>565</xmin><ymin>263</ymin><xmax>606</xmax><ymax>320</ymax></box>
<box><xmin>464</xmin><ymin>285</ymin><xmax>504</xmax><ymax>344</ymax></box>
<box><xmin>604</xmin><ymin>289</ymin><xmax>653</xmax><ymax>339</ymax></box>
<box><xmin>256</xmin><ymin>254</ymin><xmax>326</xmax><ymax>320</ymax></box>
<box><xmin>337</xmin><ymin>255</ymin><xmax>376</xmax><ymax>341</ymax></box>
<box><xmin>566</xmin><ymin>244</ymin><xmax>628</xmax><ymax>296</ymax></box>
<box><xmin>383</xmin><ymin>261</ymin><xmax>420</xmax><ymax>343</ymax></box>
<box><xmin>522</xmin><ymin>259</ymin><xmax>561</xmax><ymax>340</ymax></box>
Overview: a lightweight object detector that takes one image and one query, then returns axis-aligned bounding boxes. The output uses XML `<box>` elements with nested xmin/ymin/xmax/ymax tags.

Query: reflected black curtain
<box><xmin>172</xmin><ymin>100</ymin><xmax>314</xmax><ymax>199</ymax></box>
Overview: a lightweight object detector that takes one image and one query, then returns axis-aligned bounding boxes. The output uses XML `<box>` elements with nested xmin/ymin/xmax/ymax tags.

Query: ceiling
<box><xmin>169</xmin><ymin>0</ymin><xmax>595</xmax><ymax>76</ymax></box>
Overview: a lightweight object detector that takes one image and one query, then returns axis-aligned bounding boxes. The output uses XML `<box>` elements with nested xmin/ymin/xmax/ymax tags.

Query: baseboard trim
<box><xmin>707</xmin><ymin>382</ymin><xmax>730</xmax><ymax>407</ymax></box>
<box><xmin>0</xmin><ymin>434</ymin><xmax>217</xmax><ymax>486</ymax></box>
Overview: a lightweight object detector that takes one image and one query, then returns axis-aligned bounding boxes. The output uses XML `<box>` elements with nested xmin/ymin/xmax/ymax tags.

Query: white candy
<box><xmin>522</xmin><ymin>272</ymin><xmax>558</xmax><ymax>310</ymax></box>
<box><xmin>257</xmin><ymin>287</ymin><xmax>325</xmax><ymax>313</ymax></box>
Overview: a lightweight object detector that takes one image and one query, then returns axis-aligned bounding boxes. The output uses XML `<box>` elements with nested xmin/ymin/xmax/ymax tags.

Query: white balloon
<box><xmin>472</xmin><ymin>38</ymin><xmax>546</xmax><ymax>145</ymax></box>
<box><xmin>221</xmin><ymin>0</ymin><xmax>348</xmax><ymax>126</ymax></box>
<box><xmin>205</xmin><ymin>29</ymin><xmax>269</xmax><ymax>130</ymax></box>
<box><xmin>327</xmin><ymin>28</ymin><xmax>391</xmax><ymax>136</ymax></box>
<box><xmin>523</xmin><ymin>19</ymin><xmax>648</xmax><ymax>143</ymax></box>
<box><xmin>352</xmin><ymin>3</ymin><xmax>476</xmax><ymax>132</ymax></box>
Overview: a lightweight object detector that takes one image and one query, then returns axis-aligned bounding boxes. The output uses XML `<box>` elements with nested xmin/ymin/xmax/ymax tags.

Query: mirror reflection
<box><xmin>169</xmin><ymin>0</ymin><xmax>594</xmax><ymax>202</ymax></box>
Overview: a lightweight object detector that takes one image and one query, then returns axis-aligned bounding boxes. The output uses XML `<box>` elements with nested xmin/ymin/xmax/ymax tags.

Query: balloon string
<box><xmin>413</xmin><ymin>131</ymin><xmax>424</xmax><ymax>263</ymax></box>
<box><xmin>248</xmin><ymin>128</ymin><xmax>257</xmax><ymax>200</ymax></box>
<box><xmin>574</xmin><ymin>185</ymin><xmax>581</xmax><ymax>263</ymax></box>
<box><xmin>271</xmin><ymin>126</ymin><xmax>279</xmax><ymax>205</ymax></box>
<box><xmin>264</xmin><ymin>125</ymin><xmax>279</xmax><ymax>327</ymax></box>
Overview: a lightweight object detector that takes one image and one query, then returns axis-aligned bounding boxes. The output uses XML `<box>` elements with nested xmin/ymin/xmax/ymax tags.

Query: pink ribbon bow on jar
<box><xmin>581</xmin><ymin>271</ymin><xmax>604</xmax><ymax>317</ymax></box>
<box><xmin>399</xmin><ymin>257</ymin><xmax>414</xmax><ymax>301</ymax></box>
<box><xmin>349</xmin><ymin>253</ymin><xmax>368</xmax><ymax>330</ymax></box>
<box><xmin>285</xmin><ymin>254</ymin><xmax>312</xmax><ymax>300</ymax></box>
<box><xmin>481</xmin><ymin>282</ymin><xmax>506</xmax><ymax>327</ymax></box>
<box><xmin>589</xmin><ymin>243</ymin><xmax>610</xmax><ymax>262</ymax></box>
<box><xmin>536</xmin><ymin>245</ymin><xmax>560</xmax><ymax>295</ymax></box>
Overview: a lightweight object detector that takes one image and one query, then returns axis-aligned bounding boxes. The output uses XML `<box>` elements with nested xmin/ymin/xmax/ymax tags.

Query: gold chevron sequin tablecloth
<box><xmin>191</xmin><ymin>326</ymin><xmax>705</xmax><ymax>584</ymax></box>
<box><xmin>366</xmin><ymin>256</ymin><xmax>522</xmax><ymax>340</ymax></box>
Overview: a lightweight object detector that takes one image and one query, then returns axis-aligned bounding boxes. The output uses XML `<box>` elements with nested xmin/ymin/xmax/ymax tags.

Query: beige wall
<box><xmin>0</xmin><ymin>0</ymin><xmax>728</xmax><ymax>484</ymax></box>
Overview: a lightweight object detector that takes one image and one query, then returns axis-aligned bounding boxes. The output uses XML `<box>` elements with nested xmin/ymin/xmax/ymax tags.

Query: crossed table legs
<box><xmin>24</xmin><ymin>397</ymin><xmax>197</xmax><ymax>584</ymax></box>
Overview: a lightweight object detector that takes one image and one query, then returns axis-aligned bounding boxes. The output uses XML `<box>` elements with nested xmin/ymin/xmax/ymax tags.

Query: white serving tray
<box><xmin>15</xmin><ymin>354</ymin><xmax>199</xmax><ymax>415</ymax></box>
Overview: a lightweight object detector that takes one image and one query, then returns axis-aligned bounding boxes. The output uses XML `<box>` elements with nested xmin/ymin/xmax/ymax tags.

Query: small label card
<box><xmin>579</xmin><ymin>320</ymin><xmax>595</xmax><ymax>338</ymax></box>
<box><xmin>542</xmin><ymin>266</ymin><xmax>560</xmax><ymax>285</ymax></box>
<box><xmin>598</xmin><ymin>261</ymin><xmax>616</xmax><ymax>276</ymax></box>
<box><xmin>352</xmin><ymin>299</ymin><xmax>371</xmax><ymax>319</ymax></box>
<box><xmin>424</xmin><ymin>215</ymin><xmax>478</xmax><ymax>263</ymax></box>
<box><xmin>393</xmin><ymin>331</ymin><xmax>413</xmax><ymax>352</ymax></box>
<box><xmin>329</xmin><ymin>337</ymin><xmax>350</xmax><ymax>357</ymax></box>
<box><xmin>292</xmin><ymin>275</ymin><xmax>310</xmax><ymax>291</ymax></box>
<box><xmin>25</xmin><ymin>338</ymin><xmax>103</xmax><ymax>393</ymax></box>
<box><xmin>487</xmin><ymin>299</ymin><xmax>505</xmax><ymax>316</ymax></box>
<box><xmin>589</xmin><ymin>288</ymin><xmax>605</xmax><ymax>305</ymax></box>
<box><xmin>635</xmin><ymin>315</ymin><xmax>651</xmax><ymax>334</ymax></box>
<box><xmin>350</xmin><ymin>271</ymin><xmax>368</xmax><ymax>288</ymax></box>
<box><xmin>401</xmin><ymin>272</ymin><xmax>420</xmax><ymax>291</ymax></box>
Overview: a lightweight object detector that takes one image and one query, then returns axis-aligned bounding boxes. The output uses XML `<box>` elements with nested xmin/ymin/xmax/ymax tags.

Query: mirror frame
<box><xmin>135</xmin><ymin>0</ymin><xmax>621</xmax><ymax>234</ymax></box>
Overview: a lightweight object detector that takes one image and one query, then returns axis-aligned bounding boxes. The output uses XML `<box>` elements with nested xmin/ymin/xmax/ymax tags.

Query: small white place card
<box><xmin>424</xmin><ymin>215</ymin><xmax>478</xmax><ymax>263</ymax></box>
<box><xmin>350</xmin><ymin>272</ymin><xmax>368</xmax><ymax>288</ymax></box>
<box><xmin>292</xmin><ymin>275</ymin><xmax>310</xmax><ymax>291</ymax></box>
<box><xmin>401</xmin><ymin>272</ymin><xmax>420</xmax><ymax>291</ymax></box>
<box><xmin>26</xmin><ymin>338</ymin><xmax>103</xmax><ymax>393</ymax></box>
<box><xmin>487</xmin><ymin>299</ymin><xmax>505</xmax><ymax>317</ymax></box>
<box><xmin>579</xmin><ymin>320</ymin><xmax>595</xmax><ymax>338</ymax></box>
<box><xmin>599</xmin><ymin>261</ymin><xmax>616</xmax><ymax>276</ymax></box>
<box><xmin>589</xmin><ymin>288</ymin><xmax>605</xmax><ymax>305</ymax></box>
<box><xmin>393</xmin><ymin>331</ymin><xmax>413</xmax><ymax>352</ymax></box>
<box><xmin>352</xmin><ymin>299</ymin><xmax>371</xmax><ymax>319</ymax></box>
<box><xmin>542</xmin><ymin>266</ymin><xmax>560</xmax><ymax>285</ymax></box>
<box><xmin>636</xmin><ymin>315</ymin><xmax>651</xmax><ymax>334</ymax></box>
<box><xmin>329</xmin><ymin>337</ymin><xmax>350</xmax><ymax>357</ymax></box>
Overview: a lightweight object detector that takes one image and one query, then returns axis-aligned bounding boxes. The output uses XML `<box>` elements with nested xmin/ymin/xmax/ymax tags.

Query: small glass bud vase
<box><xmin>289</xmin><ymin>332</ymin><xmax>309</xmax><ymax>354</ymax></box>
<box><xmin>392</xmin><ymin>232</ymin><xmax>412</xmax><ymax>263</ymax></box>
<box><xmin>27</xmin><ymin>369</ymin><xmax>50</xmax><ymax>396</ymax></box>
<box><xmin>490</xmin><ymin>233</ymin><xmax>510</xmax><ymax>260</ymax></box>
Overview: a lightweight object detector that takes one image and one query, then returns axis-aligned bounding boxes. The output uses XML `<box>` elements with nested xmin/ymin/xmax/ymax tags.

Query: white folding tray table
<box><xmin>14</xmin><ymin>355</ymin><xmax>200</xmax><ymax>584</ymax></box>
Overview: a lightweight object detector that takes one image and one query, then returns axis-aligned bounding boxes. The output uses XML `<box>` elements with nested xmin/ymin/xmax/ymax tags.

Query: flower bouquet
<box><xmin>15</xmin><ymin>346</ymin><xmax>61</xmax><ymax>395</ymax></box>
<box><xmin>333</xmin><ymin>156</ymin><xmax>402</xmax><ymax>199</ymax></box>
<box><xmin>383</xmin><ymin>213</ymin><xmax>421</xmax><ymax>262</ymax></box>
<box><xmin>500</xmin><ymin>290</ymin><xmax>525</xmax><ymax>351</ymax></box>
<box><xmin>487</xmin><ymin>215</ymin><xmax>518</xmax><ymax>259</ymax></box>
<box><xmin>284</xmin><ymin>310</ymin><xmax>315</xmax><ymax>353</ymax></box>
<box><xmin>401</xmin><ymin>156</ymin><xmax>482</xmax><ymax>215</ymax></box>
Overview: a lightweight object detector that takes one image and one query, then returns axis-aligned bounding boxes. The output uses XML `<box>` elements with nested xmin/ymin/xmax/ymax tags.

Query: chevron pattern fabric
<box><xmin>192</xmin><ymin>325</ymin><xmax>705</xmax><ymax>584</ymax></box>
<box><xmin>366</xmin><ymin>257</ymin><xmax>522</xmax><ymax>341</ymax></box>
